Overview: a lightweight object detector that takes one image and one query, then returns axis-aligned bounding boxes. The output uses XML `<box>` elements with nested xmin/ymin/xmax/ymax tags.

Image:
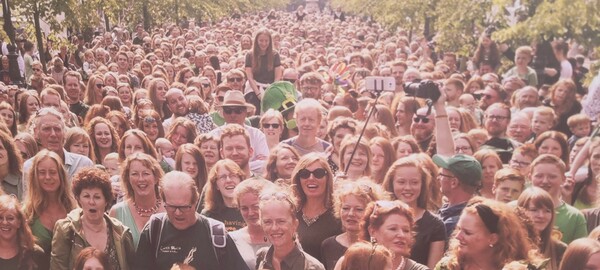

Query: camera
<box><xmin>404</xmin><ymin>80</ymin><xmax>441</xmax><ymax>102</ymax></box>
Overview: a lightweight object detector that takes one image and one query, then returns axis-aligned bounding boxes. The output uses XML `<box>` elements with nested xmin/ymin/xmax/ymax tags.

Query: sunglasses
<box><xmin>33</xmin><ymin>68</ymin><xmax>42</xmax><ymax>72</ymax></box>
<box><xmin>223</xmin><ymin>107</ymin><xmax>245</xmax><ymax>114</ymax></box>
<box><xmin>228</xmin><ymin>77</ymin><xmax>243</xmax><ymax>82</ymax></box>
<box><xmin>96</xmin><ymin>84</ymin><xmax>105</xmax><ymax>88</ymax></box>
<box><xmin>202</xmin><ymin>83</ymin><xmax>211</xmax><ymax>88</ymax></box>
<box><xmin>298</xmin><ymin>168</ymin><xmax>327</xmax><ymax>179</ymax></box>
<box><xmin>262</xmin><ymin>123</ymin><xmax>280</xmax><ymax>129</ymax></box>
<box><xmin>413</xmin><ymin>116</ymin><xmax>430</xmax><ymax>124</ymax></box>
<box><xmin>143</xmin><ymin>116</ymin><xmax>157</xmax><ymax>123</ymax></box>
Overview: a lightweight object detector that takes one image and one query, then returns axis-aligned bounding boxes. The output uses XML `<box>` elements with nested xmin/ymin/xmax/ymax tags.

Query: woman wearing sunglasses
<box><xmin>260</xmin><ymin>109</ymin><xmax>285</xmax><ymax>149</ymax></box>
<box><xmin>291</xmin><ymin>153</ymin><xmax>342</xmax><ymax>263</ymax></box>
<box><xmin>256</xmin><ymin>188</ymin><xmax>325</xmax><ymax>270</ymax></box>
<box><xmin>358</xmin><ymin>200</ymin><xmax>428</xmax><ymax>270</ymax></box>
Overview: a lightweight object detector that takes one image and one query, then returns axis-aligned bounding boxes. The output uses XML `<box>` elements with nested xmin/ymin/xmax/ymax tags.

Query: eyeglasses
<box><xmin>298</xmin><ymin>168</ymin><xmax>327</xmax><ymax>179</ymax></box>
<box><xmin>96</xmin><ymin>83</ymin><xmax>105</xmax><ymax>88</ymax></box>
<box><xmin>486</xmin><ymin>115</ymin><xmax>509</xmax><ymax>121</ymax></box>
<box><xmin>413</xmin><ymin>116</ymin><xmax>430</xmax><ymax>124</ymax></box>
<box><xmin>510</xmin><ymin>159</ymin><xmax>531</xmax><ymax>167</ymax></box>
<box><xmin>202</xmin><ymin>83</ymin><xmax>211</xmax><ymax>88</ymax></box>
<box><xmin>217</xmin><ymin>173</ymin><xmax>241</xmax><ymax>182</ymax></box>
<box><xmin>223</xmin><ymin>107</ymin><xmax>246</xmax><ymax>115</ymax></box>
<box><xmin>262</xmin><ymin>123</ymin><xmax>280</xmax><ymax>129</ymax></box>
<box><xmin>228</xmin><ymin>77</ymin><xmax>243</xmax><ymax>82</ymax></box>
<box><xmin>164</xmin><ymin>203</ymin><xmax>194</xmax><ymax>213</ymax></box>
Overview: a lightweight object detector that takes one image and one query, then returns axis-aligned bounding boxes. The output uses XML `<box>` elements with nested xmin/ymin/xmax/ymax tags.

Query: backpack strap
<box><xmin>204</xmin><ymin>217</ymin><xmax>227</xmax><ymax>266</ymax></box>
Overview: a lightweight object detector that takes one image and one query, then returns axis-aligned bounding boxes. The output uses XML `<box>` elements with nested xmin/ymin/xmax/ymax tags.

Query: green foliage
<box><xmin>332</xmin><ymin>0</ymin><xmax>599</xmax><ymax>57</ymax></box>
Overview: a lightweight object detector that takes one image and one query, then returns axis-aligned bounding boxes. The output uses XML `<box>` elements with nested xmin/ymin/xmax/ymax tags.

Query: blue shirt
<box><xmin>438</xmin><ymin>202</ymin><xmax>467</xmax><ymax>237</ymax></box>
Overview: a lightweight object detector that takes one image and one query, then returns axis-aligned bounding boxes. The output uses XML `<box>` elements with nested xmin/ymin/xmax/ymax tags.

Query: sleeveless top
<box><xmin>113</xmin><ymin>201</ymin><xmax>141</xmax><ymax>248</ymax></box>
<box><xmin>30</xmin><ymin>218</ymin><xmax>53</xmax><ymax>253</ymax></box>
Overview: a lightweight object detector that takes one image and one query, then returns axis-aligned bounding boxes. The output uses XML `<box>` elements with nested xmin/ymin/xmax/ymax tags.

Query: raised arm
<box><xmin>434</xmin><ymin>86</ymin><xmax>455</xmax><ymax>157</ymax></box>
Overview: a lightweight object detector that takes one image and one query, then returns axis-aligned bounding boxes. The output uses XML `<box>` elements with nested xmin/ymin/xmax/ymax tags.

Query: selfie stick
<box><xmin>343</xmin><ymin>80</ymin><xmax>385</xmax><ymax>175</ymax></box>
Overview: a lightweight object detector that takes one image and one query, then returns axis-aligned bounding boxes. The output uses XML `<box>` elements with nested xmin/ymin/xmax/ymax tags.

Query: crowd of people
<box><xmin>1</xmin><ymin>5</ymin><xmax>600</xmax><ymax>270</ymax></box>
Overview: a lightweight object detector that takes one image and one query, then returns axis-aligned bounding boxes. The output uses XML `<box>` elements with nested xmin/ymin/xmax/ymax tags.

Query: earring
<box><xmin>292</xmin><ymin>234</ymin><xmax>297</xmax><ymax>241</ymax></box>
<box><xmin>370</xmin><ymin>237</ymin><xmax>377</xmax><ymax>244</ymax></box>
<box><xmin>489</xmin><ymin>244</ymin><xmax>494</xmax><ymax>248</ymax></box>
<box><xmin>264</xmin><ymin>237</ymin><xmax>268</xmax><ymax>242</ymax></box>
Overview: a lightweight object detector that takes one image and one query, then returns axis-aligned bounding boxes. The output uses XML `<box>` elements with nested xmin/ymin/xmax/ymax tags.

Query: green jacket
<box><xmin>50</xmin><ymin>208</ymin><xmax>135</xmax><ymax>270</ymax></box>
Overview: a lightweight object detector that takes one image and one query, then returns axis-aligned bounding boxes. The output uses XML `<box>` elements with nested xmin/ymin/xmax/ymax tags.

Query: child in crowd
<box><xmin>492</xmin><ymin>168</ymin><xmax>525</xmax><ymax>203</ymax></box>
<box><xmin>459</xmin><ymin>93</ymin><xmax>484</xmax><ymax>125</ymax></box>
<box><xmin>566</xmin><ymin>113</ymin><xmax>591</xmax><ymax>149</ymax></box>
<box><xmin>530</xmin><ymin>106</ymin><xmax>556</xmax><ymax>141</ymax></box>
<box><xmin>502</xmin><ymin>46</ymin><xmax>538</xmax><ymax>87</ymax></box>
<box><xmin>103</xmin><ymin>153</ymin><xmax>120</xmax><ymax>177</ymax></box>
<box><xmin>528</xmin><ymin>154</ymin><xmax>587</xmax><ymax>244</ymax></box>
<box><xmin>155</xmin><ymin>137</ymin><xmax>175</xmax><ymax>159</ymax></box>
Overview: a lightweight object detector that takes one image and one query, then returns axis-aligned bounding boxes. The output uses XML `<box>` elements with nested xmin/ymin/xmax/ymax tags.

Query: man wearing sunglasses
<box><xmin>135</xmin><ymin>171</ymin><xmax>247</xmax><ymax>270</ymax></box>
<box><xmin>209</xmin><ymin>90</ymin><xmax>269</xmax><ymax>174</ymax></box>
<box><xmin>410</xmin><ymin>107</ymin><xmax>436</xmax><ymax>152</ymax></box>
<box><xmin>479</xmin><ymin>83</ymin><xmax>505</xmax><ymax>110</ymax></box>
<box><xmin>226</xmin><ymin>69</ymin><xmax>246</xmax><ymax>92</ymax></box>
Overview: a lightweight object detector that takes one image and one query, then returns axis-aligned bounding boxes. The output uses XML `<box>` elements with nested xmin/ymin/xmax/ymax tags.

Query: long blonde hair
<box><xmin>22</xmin><ymin>150</ymin><xmax>76</xmax><ymax>223</ymax></box>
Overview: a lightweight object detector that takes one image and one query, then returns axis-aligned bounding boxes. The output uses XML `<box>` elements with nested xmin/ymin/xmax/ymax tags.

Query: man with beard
<box><xmin>479</xmin><ymin>82</ymin><xmax>505</xmax><ymax>110</ymax></box>
<box><xmin>480</xmin><ymin>103</ymin><xmax>521</xmax><ymax>163</ymax></box>
<box><xmin>22</xmin><ymin>107</ymin><xmax>94</xmax><ymax>192</ymax></box>
<box><xmin>163</xmin><ymin>88</ymin><xmax>215</xmax><ymax>134</ymax></box>
<box><xmin>219</xmin><ymin>124</ymin><xmax>253</xmax><ymax>177</ymax></box>
<box><xmin>209</xmin><ymin>90</ymin><xmax>268</xmax><ymax>174</ymax></box>
<box><xmin>410</xmin><ymin>107</ymin><xmax>435</xmax><ymax>153</ymax></box>
<box><xmin>298</xmin><ymin>72</ymin><xmax>324</xmax><ymax>100</ymax></box>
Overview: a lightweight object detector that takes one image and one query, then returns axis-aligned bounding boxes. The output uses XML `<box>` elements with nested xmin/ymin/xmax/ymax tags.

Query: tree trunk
<box><xmin>33</xmin><ymin>2</ymin><xmax>47</xmax><ymax>72</ymax></box>
<box><xmin>143</xmin><ymin>0</ymin><xmax>150</xmax><ymax>31</ymax></box>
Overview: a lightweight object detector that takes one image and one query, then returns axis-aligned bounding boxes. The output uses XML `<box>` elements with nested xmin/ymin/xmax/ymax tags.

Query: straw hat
<box><xmin>216</xmin><ymin>90</ymin><xmax>255</xmax><ymax>112</ymax></box>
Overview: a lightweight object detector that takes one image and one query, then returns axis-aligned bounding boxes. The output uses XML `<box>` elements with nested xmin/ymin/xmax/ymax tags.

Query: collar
<box><xmin>263</xmin><ymin>243</ymin><xmax>303</xmax><ymax>269</ymax></box>
<box><xmin>63</xmin><ymin>149</ymin><xmax>76</xmax><ymax>167</ymax></box>
<box><xmin>3</xmin><ymin>173</ymin><xmax>19</xmax><ymax>186</ymax></box>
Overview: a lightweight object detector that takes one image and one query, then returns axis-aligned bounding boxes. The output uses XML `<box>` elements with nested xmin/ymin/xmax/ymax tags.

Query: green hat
<box><xmin>432</xmin><ymin>154</ymin><xmax>482</xmax><ymax>187</ymax></box>
<box><xmin>261</xmin><ymin>81</ymin><xmax>298</xmax><ymax>115</ymax></box>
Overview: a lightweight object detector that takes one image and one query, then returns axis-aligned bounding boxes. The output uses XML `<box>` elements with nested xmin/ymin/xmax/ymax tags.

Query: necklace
<box><xmin>134</xmin><ymin>200</ymin><xmax>161</xmax><ymax>217</ymax></box>
<box><xmin>302</xmin><ymin>209</ymin><xmax>326</xmax><ymax>226</ymax></box>
<box><xmin>395</xmin><ymin>256</ymin><xmax>406</xmax><ymax>270</ymax></box>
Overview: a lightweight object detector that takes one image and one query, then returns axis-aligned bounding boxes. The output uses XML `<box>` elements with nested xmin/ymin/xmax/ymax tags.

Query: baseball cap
<box><xmin>433</xmin><ymin>154</ymin><xmax>482</xmax><ymax>187</ymax></box>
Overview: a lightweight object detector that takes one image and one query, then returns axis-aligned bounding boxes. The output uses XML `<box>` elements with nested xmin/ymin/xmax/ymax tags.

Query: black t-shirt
<box><xmin>296</xmin><ymin>209</ymin><xmax>343</xmax><ymax>263</ymax></box>
<box><xmin>202</xmin><ymin>207</ymin><xmax>246</xmax><ymax>232</ymax></box>
<box><xmin>69</xmin><ymin>101</ymin><xmax>89</xmax><ymax>120</ymax></box>
<box><xmin>410</xmin><ymin>211</ymin><xmax>447</xmax><ymax>266</ymax></box>
<box><xmin>245</xmin><ymin>52</ymin><xmax>281</xmax><ymax>84</ymax></box>
<box><xmin>135</xmin><ymin>217</ymin><xmax>220</xmax><ymax>270</ymax></box>
<box><xmin>320</xmin><ymin>236</ymin><xmax>347</xmax><ymax>270</ymax></box>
